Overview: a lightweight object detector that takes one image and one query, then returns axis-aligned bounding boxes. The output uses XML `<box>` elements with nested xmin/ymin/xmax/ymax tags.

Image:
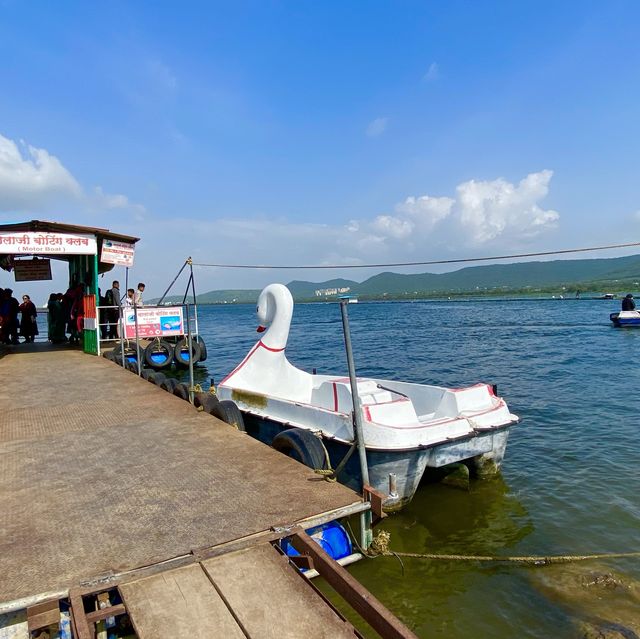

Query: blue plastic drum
<box><xmin>280</xmin><ymin>521</ymin><xmax>352</xmax><ymax>561</ymax></box>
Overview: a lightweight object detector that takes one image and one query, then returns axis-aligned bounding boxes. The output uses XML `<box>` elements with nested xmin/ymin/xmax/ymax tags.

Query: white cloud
<box><xmin>0</xmin><ymin>132</ymin><xmax>147</xmax><ymax>221</ymax></box>
<box><xmin>372</xmin><ymin>215</ymin><xmax>413</xmax><ymax>239</ymax></box>
<box><xmin>366</xmin><ymin>117</ymin><xmax>388</xmax><ymax>138</ymax></box>
<box><xmin>92</xmin><ymin>186</ymin><xmax>146</xmax><ymax>220</ymax></box>
<box><xmin>0</xmin><ymin>133</ymin><xmax>81</xmax><ymax>210</ymax></box>
<box><xmin>455</xmin><ymin>170</ymin><xmax>559</xmax><ymax>244</ymax></box>
<box><xmin>110</xmin><ymin>170</ymin><xmax>560</xmax><ymax>295</ymax></box>
<box><xmin>395</xmin><ymin>194</ymin><xmax>455</xmax><ymax>228</ymax></box>
<box><xmin>423</xmin><ymin>62</ymin><xmax>439</xmax><ymax>82</ymax></box>
<box><xmin>342</xmin><ymin>170</ymin><xmax>559</xmax><ymax>255</ymax></box>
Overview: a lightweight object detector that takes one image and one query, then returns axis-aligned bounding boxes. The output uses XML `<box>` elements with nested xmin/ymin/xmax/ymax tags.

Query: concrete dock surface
<box><xmin>0</xmin><ymin>346</ymin><xmax>365</xmax><ymax>606</ymax></box>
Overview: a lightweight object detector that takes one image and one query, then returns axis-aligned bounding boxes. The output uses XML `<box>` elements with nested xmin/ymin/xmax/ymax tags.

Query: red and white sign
<box><xmin>124</xmin><ymin>306</ymin><xmax>184</xmax><ymax>339</ymax></box>
<box><xmin>0</xmin><ymin>232</ymin><xmax>97</xmax><ymax>255</ymax></box>
<box><xmin>13</xmin><ymin>258</ymin><xmax>53</xmax><ymax>281</ymax></box>
<box><xmin>101</xmin><ymin>239</ymin><xmax>135</xmax><ymax>267</ymax></box>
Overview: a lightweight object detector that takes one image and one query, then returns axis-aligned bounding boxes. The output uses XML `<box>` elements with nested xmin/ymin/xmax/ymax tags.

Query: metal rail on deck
<box><xmin>292</xmin><ymin>529</ymin><xmax>418</xmax><ymax>639</ymax></box>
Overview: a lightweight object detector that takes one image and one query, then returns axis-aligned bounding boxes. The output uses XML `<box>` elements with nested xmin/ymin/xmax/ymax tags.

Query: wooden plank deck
<box><xmin>120</xmin><ymin>544</ymin><xmax>357</xmax><ymax>639</ymax></box>
<box><xmin>119</xmin><ymin>564</ymin><xmax>246</xmax><ymax>639</ymax></box>
<box><xmin>0</xmin><ymin>347</ymin><xmax>365</xmax><ymax>607</ymax></box>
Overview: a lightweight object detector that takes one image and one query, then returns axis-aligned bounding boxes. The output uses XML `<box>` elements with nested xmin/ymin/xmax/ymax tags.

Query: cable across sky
<box><xmin>192</xmin><ymin>241</ymin><xmax>640</xmax><ymax>270</ymax></box>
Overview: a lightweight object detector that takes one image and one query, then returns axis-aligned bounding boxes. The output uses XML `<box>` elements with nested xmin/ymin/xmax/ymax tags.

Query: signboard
<box><xmin>101</xmin><ymin>239</ymin><xmax>135</xmax><ymax>267</ymax></box>
<box><xmin>13</xmin><ymin>258</ymin><xmax>52</xmax><ymax>281</ymax></box>
<box><xmin>124</xmin><ymin>306</ymin><xmax>184</xmax><ymax>339</ymax></box>
<box><xmin>0</xmin><ymin>232</ymin><xmax>97</xmax><ymax>255</ymax></box>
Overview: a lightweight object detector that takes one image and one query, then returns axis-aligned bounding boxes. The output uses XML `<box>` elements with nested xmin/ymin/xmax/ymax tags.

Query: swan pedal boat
<box><xmin>610</xmin><ymin>310</ymin><xmax>640</xmax><ymax>327</ymax></box>
<box><xmin>218</xmin><ymin>284</ymin><xmax>519</xmax><ymax>511</ymax></box>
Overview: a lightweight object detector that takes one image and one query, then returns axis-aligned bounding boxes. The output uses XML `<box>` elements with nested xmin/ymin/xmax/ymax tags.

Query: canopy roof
<box><xmin>0</xmin><ymin>219</ymin><xmax>140</xmax><ymax>274</ymax></box>
<box><xmin>0</xmin><ymin>219</ymin><xmax>139</xmax><ymax>244</ymax></box>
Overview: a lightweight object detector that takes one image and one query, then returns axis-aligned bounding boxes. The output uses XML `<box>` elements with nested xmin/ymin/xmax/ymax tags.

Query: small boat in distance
<box><xmin>218</xmin><ymin>283</ymin><xmax>519</xmax><ymax>511</ymax></box>
<box><xmin>339</xmin><ymin>294</ymin><xmax>358</xmax><ymax>303</ymax></box>
<box><xmin>610</xmin><ymin>311</ymin><xmax>640</xmax><ymax>327</ymax></box>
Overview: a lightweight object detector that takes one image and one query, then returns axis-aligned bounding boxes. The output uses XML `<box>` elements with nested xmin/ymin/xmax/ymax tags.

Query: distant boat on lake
<box><xmin>610</xmin><ymin>311</ymin><xmax>640</xmax><ymax>327</ymax></box>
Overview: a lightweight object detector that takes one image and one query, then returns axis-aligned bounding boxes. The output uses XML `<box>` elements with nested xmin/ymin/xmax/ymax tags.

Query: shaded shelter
<box><xmin>0</xmin><ymin>220</ymin><xmax>139</xmax><ymax>353</ymax></box>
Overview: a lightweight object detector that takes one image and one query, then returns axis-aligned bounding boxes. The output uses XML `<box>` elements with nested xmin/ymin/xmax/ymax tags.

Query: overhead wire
<box><xmin>191</xmin><ymin>241</ymin><xmax>640</xmax><ymax>270</ymax></box>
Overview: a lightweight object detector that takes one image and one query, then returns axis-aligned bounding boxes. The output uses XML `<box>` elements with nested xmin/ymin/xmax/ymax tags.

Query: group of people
<box><xmin>100</xmin><ymin>280</ymin><xmax>145</xmax><ymax>339</ymax></box>
<box><xmin>45</xmin><ymin>283</ymin><xmax>87</xmax><ymax>344</ymax></box>
<box><xmin>1</xmin><ymin>279</ymin><xmax>147</xmax><ymax>346</ymax></box>
<box><xmin>0</xmin><ymin>288</ymin><xmax>39</xmax><ymax>344</ymax></box>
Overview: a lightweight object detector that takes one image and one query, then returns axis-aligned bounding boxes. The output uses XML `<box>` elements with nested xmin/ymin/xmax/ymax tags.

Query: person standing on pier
<box><xmin>134</xmin><ymin>282</ymin><xmax>145</xmax><ymax>307</ymax></box>
<box><xmin>19</xmin><ymin>294</ymin><xmax>38</xmax><ymax>343</ymax></box>
<box><xmin>106</xmin><ymin>280</ymin><xmax>121</xmax><ymax>339</ymax></box>
<box><xmin>69</xmin><ymin>284</ymin><xmax>85</xmax><ymax>345</ymax></box>
<box><xmin>1</xmin><ymin>288</ymin><xmax>20</xmax><ymax>345</ymax></box>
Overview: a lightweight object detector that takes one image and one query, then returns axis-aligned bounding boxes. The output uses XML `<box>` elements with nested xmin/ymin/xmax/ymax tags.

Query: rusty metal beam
<box><xmin>69</xmin><ymin>589</ymin><xmax>94</xmax><ymax>639</ymax></box>
<box><xmin>85</xmin><ymin>603</ymin><xmax>126</xmax><ymax>624</ymax></box>
<box><xmin>292</xmin><ymin>530</ymin><xmax>417</xmax><ymax>639</ymax></box>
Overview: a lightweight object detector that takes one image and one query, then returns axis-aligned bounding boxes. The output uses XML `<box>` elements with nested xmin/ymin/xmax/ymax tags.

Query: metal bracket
<box><xmin>363</xmin><ymin>484</ymin><xmax>387</xmax><ymax>526</ymax></box>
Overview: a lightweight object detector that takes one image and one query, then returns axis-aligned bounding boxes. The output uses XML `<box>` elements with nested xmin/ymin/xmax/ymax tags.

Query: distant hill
<box><xmin>152</xmin><ymin>254</ymin><xmax>640</xmax><ymax>304</ymax></box>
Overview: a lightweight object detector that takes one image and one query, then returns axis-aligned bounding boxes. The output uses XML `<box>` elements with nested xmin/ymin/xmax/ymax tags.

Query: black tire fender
<box><xmin>149</xmin><ymin>371</ymin><xmax>167</xmax><ymax>386</ymax></box>
<box><xmin>173</xmin><ymin>383</ymin><xmax>190</xmax><ymax>401</ymax></box>
<box><xmin>196</xmin><ymin>336</ymin><xmax>208</xmax><ymax>362</ymax></box>
<box><xmin>160</xmin><ymin>377</ymin><xmax>179</xmax><ymax>392</ymax></box>
<box><xmin>210</xmin><ymin>400</ymin><xmax>245</xmax><ymax>431</ymax></box>
<box><xmin>173</xmin><ymin>338</ymin><xmax>202</xmax><ymax>368</ymax></box>
<box><xmin>271</xmin><ymin>428</ymin><xmax>329</xmax><ymax>470</ymax></box>
<box><xmin>144</xmin><ymin>340</ymin><xmax>173</xmax><ymax>370</ymax></box>
<box><xmin>194</xmin><ymin>392</ymin><xmax>219</xmax><ymax>413</ymax></box>
<box><xmin>113</xmin><ymin>347</ymin><xmax>136</xmax><ymax>366</ymax></box>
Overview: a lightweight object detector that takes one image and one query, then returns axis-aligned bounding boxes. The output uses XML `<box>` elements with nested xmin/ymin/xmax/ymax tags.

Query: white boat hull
<box><xmin>232</xmin><ymin>408</ymin><xmax>513</xmax><ymax>511</ymax></box>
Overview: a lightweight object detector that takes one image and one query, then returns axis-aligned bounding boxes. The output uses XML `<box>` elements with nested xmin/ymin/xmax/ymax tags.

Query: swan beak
<box><xmin>256</xmin><ymin>325</ymin><xmax>266</xmax><ymax>333</ymax></box>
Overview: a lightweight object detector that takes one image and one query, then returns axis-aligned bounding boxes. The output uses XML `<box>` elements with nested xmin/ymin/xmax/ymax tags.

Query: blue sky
<box><xmin>1</xmin><ymin>1</ymin><xmax>640</xmax><ymax>297</ymax></box>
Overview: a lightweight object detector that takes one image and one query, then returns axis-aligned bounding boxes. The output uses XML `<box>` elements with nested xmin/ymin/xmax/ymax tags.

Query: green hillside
<box><xmin>156</xmin><ymin>254</ymin><xmax>640</xmax><ymax>303</ymax></box>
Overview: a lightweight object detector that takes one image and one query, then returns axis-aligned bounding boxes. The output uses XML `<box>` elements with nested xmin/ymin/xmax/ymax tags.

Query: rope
<box><xmin>191</xmin><ymin>240</ymin><xmax>640</xmax><ymax>271</ymax></box>
<box><xmin>312</xmin><ymin>431</ymin><xmax>338</xmax><ymax>482</ymax></box>
<box><xmin>366</xmin><ymin>531</ymin><xmax>640</xmax><ymax>566</ymax></box>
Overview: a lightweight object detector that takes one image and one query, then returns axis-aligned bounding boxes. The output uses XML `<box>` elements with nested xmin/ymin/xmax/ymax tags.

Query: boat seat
<box><xmin>311</xmin><ymin>378</ymin><xmax>420</xmax><ymax>426</ymax></box>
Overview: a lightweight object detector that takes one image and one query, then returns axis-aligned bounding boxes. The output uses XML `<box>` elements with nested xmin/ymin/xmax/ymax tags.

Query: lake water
<box><xmin>192</xmin><ymin>298</ymin><xmax>639</xmax><ymax>637</ymax></box>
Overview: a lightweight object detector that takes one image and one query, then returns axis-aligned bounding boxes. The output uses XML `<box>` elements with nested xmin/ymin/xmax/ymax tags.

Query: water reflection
<box><xmin>392</xmin><ymin>475</ymin><xmax>534</xmax><ymax>557</ymax></box>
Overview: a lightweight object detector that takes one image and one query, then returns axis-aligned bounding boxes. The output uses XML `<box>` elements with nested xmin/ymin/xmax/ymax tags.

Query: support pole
<box><xmin>118</xmin><ymin>304</ymin><xmax>125</xmax><ymax>368</ymax></box>
<box><xmin>339</xmin><ymin>299</ymin><xmax>373</xmax><ymax>549</ymax></box>
<box><xmin>93</xmin><ymin>253</ymin><xmax>100</xmax><ymax>356</ymax></box>
<box><xmin>133</xmin><ymin>304</ymin><xmax>141</xmax><ymax>376</ymax></box>
<box><xmin>189</xmin><ymin>258</ymin><xmax>199</xmax><ymax>337</ymax></box>
<box><xmin>186</xmin><ymin>303</ymin><xmax>195</xmax><ymax>404</ymax></box>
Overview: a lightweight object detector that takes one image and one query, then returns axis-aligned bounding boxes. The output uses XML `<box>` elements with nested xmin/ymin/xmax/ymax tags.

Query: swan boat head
<box><xmin>255</xmin><ymin>283</ymin><xmax>293</xmax><ymax>350</ymax></box>
<box><xmin>220</xmin><ymin>284</ymin><xmax>312</xmax><ymax>400</ymax></box>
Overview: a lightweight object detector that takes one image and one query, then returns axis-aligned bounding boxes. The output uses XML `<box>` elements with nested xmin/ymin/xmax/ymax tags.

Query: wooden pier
<box><xmin>0</xmin><ymin>345</ymin><xmax>415</xmax><ymax>638</ymax></box>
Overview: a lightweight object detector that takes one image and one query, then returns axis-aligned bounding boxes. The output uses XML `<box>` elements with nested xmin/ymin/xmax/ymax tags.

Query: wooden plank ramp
<box><xmin>120</xmin><ymin>544</ymin><xmax>357</xmax><ymax>639</ymax></box>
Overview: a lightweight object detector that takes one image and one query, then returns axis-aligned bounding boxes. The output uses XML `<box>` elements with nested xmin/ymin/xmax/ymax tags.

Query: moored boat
<box><xmin>218</xmin><ymin>284</ymin><xmax>519</xmax><ymax>511</ymax></box>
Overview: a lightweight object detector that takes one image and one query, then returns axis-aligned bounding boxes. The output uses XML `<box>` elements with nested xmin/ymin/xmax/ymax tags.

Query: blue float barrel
<box><xmin>280</xmin><ymin>521</ymin><xmax>352</xmax><ymax>561</ymax></box>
